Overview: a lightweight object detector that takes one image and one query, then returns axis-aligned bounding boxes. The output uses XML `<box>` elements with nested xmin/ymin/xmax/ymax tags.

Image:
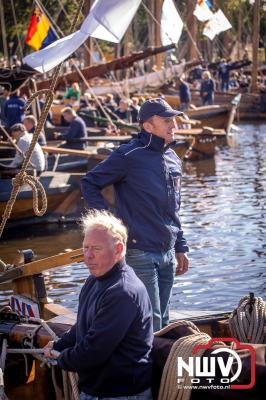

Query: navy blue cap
<box><xmin>138</xmin><ymin>98</ymin><xmax>184</xmax><ymax>122</ymax></box>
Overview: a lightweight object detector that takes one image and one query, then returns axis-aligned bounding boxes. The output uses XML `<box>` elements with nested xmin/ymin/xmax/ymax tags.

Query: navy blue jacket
<box><xmin>61</xmin><ymin>116</ymin><xmax>87</xmax><ymax>149</ymax></box>
<box><xmin>81</xmin><ymin>130</ymin><xmax>189</xmax><ymax>253</ymax></box>
<box><xmin>179</xmin><ymin>82</ymin><xmax>191</xmax><ymax>104</ymax></box>
<box><xmin>4</xmin><ymin>95</ymin><xmax>26</xmax><ymax>128</ymax></box>
<box><xmin>54</xmin><ymin>260</ymin><xmax>153</xmax><ymax>396</ymax></box>
<box><xmin>218</xmin><ymin>63</ymin><xmax>233</xmax><ymax>82</ymax></box>
<box><xmin>200</xmin><ymin>79</ymin><xmax>215</xmax><ymax>102</ymax></box>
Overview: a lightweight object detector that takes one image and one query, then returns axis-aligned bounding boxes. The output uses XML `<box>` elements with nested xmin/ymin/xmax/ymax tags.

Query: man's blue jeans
<box><xmin>126</xmin><ymin>248</ymin><xmax>176</xmax><ymax>332</ymax></box>
<box><xmin>80</xmin><ymin>388</ymin><xmax>153</xmax><ymax>400</ymax></box>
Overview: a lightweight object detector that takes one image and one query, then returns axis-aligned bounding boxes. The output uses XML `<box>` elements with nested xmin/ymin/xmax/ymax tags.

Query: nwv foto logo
<box><xmin>177</xmin><ymin>338</ymin><xmax>256</xmax><ymax>389</ymax></box>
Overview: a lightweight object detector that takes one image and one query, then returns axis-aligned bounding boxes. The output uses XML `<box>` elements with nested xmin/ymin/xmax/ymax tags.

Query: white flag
<box><xmin>203</xmin><ymin>9</ymin><xmax>232</xmax><ymax>40</ymax></box>
<box><xmin>202</xmin><ymin>18</ymin><xmax>217</xmax><ymax>40</ymax></box>
<box><xmin>193</xmin><ymin>1</ymin><xmax>213</xmax><ymax>22</ymax></box>
<box><xmin>213</xmin><ymin>9</ymin><xmax>232</xmax><ymax>33</ymax></box>
<box><xmin>23</xmin><ymin>0</ymin><xmax>141</xmax><ymax>73</ymax></box>
<box><xmin>160</xmin><ymin>0</ymin><xmax>183</xmax><ymax>46</ymax></box>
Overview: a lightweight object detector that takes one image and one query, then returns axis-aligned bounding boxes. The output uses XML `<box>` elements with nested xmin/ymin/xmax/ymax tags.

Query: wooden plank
<box><xmin>0</xmin><ymin>248</ymin><xmax>84</xmax><ymax>284</ymax></box>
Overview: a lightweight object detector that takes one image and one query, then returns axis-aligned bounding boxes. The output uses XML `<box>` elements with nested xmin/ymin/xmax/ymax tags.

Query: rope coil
<box><xmin>155</xmin><ymin>321</ymin><xmax>215</xmax><ymax>400</ymax></box>
<box><xmin>229</xmin><ymin>294</ymin><xmax>266</xmax><ymax>343</ymax></box>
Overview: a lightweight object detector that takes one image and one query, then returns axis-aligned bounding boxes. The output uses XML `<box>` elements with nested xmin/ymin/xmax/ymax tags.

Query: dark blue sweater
<box><xmin>179</xmin><ymin>82</ymin><xmax>191</xmax><ymax>104</ymax></box>
<box><xmin>81</xmin><ymin>130</ymin><xmax>189</xmax><ymax>253</ymax></box>
<box><xmin>53</xmin><ymin>260</ymin><xmax>153</xmax><ymax>396</ymax></box>
<box><xmin>61</xmin><ymin>116</ymin><xmax>87</xmax><ymax>149</ymax></box>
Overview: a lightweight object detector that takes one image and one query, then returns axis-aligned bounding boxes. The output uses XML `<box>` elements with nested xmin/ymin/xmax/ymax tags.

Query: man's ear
<box><xmin>143</xmin><ymin>120</ymin><xmax>153</xmax><ymax>133</ymax></box>
<box><xmin>115</xmin><ymin>242</ymin><xmax>124</xmax><ymax>259</ymax></box>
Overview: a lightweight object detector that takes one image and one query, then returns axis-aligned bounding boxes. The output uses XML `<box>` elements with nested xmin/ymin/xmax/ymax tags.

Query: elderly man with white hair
<box><xmin>44</xmin><ymin>209</ymin><xmax>153</xmax><ymax>400</ymax></box>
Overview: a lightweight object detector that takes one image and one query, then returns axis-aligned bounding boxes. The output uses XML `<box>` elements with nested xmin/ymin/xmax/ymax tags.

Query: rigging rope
<box><xmin>0</xmin><ymin>0</ymin><xmax>85</xmax><ymax>239</ymax></box>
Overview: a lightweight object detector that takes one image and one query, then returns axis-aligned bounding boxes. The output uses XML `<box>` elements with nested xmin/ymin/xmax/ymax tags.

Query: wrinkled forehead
<box><xmin>83</xmin><ymin>228</ymin><xmax>115</xmax><ymax>246</ymax></box>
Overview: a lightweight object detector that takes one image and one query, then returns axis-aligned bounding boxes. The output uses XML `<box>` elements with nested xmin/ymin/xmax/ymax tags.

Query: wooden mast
<box><xmin>0</xmin><ymin>0</ymin><xmax>9</xmax><ymax>64</ymax></box>
<box><xmin>237</xmin><ymin>2</ymin><xmax>242</xmax><ymax>60</ymax></box>
<box><xmin>147</xmin><ymin>0</ymin><xmax>155</xmax><ymax>70</ymax></box>
<box><xmin>187</xmin><ymin>0</ymin><xmax>198</xmax><ymax>60</ymax></box>
<box><xmin>155</xmin><ymin>0</ymin><xmax>163</xmax><ymax>69</ymax></box>
<box><xmin>83</xmin><ymin>0</ymin><xmax>93</xmax><ymax>67</ymax></box>
<box><xmin>251</xmin><ymin>0</ymin><xmax>260</xmax><ymax>93</ymax></box>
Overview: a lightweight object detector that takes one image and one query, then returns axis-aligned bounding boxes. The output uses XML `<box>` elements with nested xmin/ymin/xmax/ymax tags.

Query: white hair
<box><xmin>81</xmin><ymin>210</ymin><xmax>128</xmax><ymax>255</ymax></box>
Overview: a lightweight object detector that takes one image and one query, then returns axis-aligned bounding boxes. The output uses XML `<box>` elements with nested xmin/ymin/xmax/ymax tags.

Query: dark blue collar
<box><xmin>96</xmin><ymin>258</ymin><xmax>127</xmax><ymax>281</ymax></box>
<box><xmin>138</xmin><ymin>129</ymin><xmax>176</xmax><ymax>152</ymax></box>
<box><xmin>138</xmin><ymin>129</ymin><xmax>165</xmax><ymax>151</ymax></box>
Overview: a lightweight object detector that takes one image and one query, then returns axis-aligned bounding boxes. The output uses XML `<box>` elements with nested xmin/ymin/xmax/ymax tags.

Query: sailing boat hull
<box><xmin>190</xmin><ymin>90</ymin><xmax>266</xmax><ymax>120</ymax></box>
<box><xmin>0</xmin><ymin>171</ymin><xmax>83</xmax><ymax>227</ymax></box>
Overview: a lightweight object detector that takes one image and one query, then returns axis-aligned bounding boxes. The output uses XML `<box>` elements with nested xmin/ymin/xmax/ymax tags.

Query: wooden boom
<box><xmin>0</xmin><ymin>248</ymin><xmax>84</xmax><ymax>284</ymax></box>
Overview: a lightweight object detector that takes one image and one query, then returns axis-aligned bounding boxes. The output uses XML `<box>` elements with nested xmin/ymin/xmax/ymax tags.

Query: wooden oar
<box><xmin>0</xmin><ymin>248</ymin><xmax>84</xmax><ymax>284</ymax></box>
<box><xmin>42</xmin><ymin>145</ymin><xmax>106</xmax><ymax>159</ymax></box>
<box><xmin>77</xmin><ymin>135</ymin><xmax>133</xmax><ymax>142</ymax></box>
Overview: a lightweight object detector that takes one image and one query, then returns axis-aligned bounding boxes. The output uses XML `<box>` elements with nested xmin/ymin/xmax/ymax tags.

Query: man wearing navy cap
<box><xmin>81</xmin><ymin>98</ymin><xmax>189</xmax><ymax>331</ymax></box>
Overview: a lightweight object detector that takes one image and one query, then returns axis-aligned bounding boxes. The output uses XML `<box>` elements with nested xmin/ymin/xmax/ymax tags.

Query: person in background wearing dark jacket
<box><xmin>175</xmin><ymin>76</ymin><xmax>191</xmax><ymax>111</ymax></box>
<box><xmin>81</xmin><ymin>98</ymin><xmax>189</xmax><ymax>332</ymax></box>
<box><xmin>54</xmin><ymin>107</ymin><xmax>87</xmax><ymax>150</ymax></box>
<box><xmin>4</xmin><ymin>90</ymin><xmax>26</xmax><ymax>128</ymax></box>
<box><xmin>200</xmin><ymin>71</ymin><xmax>215</xmax><ymax>105</ymax></box>
<box><xmin>44</xmin><ymin>210</ymin><xmax>153</xmax><ymax>400</ymax></box>
<box><xmin>0</xmin><ymin>86</ymin><xmax>9</xmax><ymax>126</ymax></box>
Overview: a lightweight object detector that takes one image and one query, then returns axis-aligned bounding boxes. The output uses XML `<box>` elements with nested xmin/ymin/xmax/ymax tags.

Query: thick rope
<box><xmin>155</xmin><ymin>321</ymin><xmax>221</xmax><ymax>400</ymax></box>
<box><xmin>0</xmin><ymin>172</ymin><xmax>47</xmax><ymax>230</ymax></box>
<box><xmin>0</xmin><ymin>0</ymin><xmax>85</xmax><ymax>239</ymax></box>
<box><xmin>0</xmin><ymin>368</ymin><xmax>8</xmax><ymax>400</ymax></box>
<box><xmin>68</xmin><ymin>372</ymin><xmax>80</xmax><ymax>400</ymax></box>
<box><xmin>229</xmin><ymin>295</ymin><xmax>266</xmax><ymax>343</ymax></box>
<box><xmin>0</xmin><ymin>340</ymin><xmax>8</xmax><ymax>400</ymax></box>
